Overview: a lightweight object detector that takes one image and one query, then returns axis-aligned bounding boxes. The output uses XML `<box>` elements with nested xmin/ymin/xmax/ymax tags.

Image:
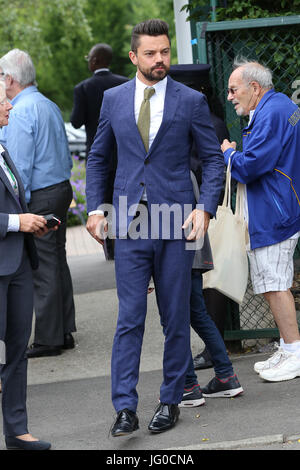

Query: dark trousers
<box><xmin>28</xmin><ymin>181</ymin><xmax>76</xmax><ymax>346</ymax></box>
<box><xmin>0</xmin><ymin>251</ymin><xmax>33</xmax><ymax>436</ymax></box>
<box><xmin>112</xmin><ymin>236</ymin><xmax>194</xmax><ymax>413</ymax></box>
<box><xmin>185</xmin><ymin>271</ymin><xmax>234</xmax><ymax>387</ymax></box>
<box><xmin>203</xmin><ymin>288</ymin><xmax>228</xmax><ymax>339</ymax></box>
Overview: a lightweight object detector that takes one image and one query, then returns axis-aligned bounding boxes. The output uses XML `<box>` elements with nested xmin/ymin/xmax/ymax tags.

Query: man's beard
<box><xmin>235</xmin><ymin>106</ymin><xmax>245</xmax><ymax>116</ymax></box>
<box><xmin>139</xmin><ymin>63</ymin><xmax>169</xmax><ymax>82</ymax></box>
<box><xmin>233</xmin><ymin>101</ymin><xmax>246</xmax><ymax>117</ymax></box>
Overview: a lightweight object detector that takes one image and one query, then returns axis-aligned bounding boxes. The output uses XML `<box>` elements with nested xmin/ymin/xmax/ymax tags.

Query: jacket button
<box><xmin>140</xmin><ymin>182</ymin><xmax>144</xmax><ymax>186</ymax></box>
<box><xmin>144</xmin><ymin>160</ymin><xmax>149</xmax><ymax>165</ymax></box>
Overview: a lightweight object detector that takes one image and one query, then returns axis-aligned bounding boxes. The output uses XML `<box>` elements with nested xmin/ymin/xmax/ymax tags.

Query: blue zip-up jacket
<box><xmin>224</xmin><ymin>89</ymin><xmax>300</xmax><ymax>250</ymax></box>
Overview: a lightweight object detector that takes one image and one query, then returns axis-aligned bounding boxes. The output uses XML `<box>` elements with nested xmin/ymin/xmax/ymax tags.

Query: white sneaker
<box><xmin>259</xmin><ymin>351</ymin><xmax>300</xmax><ymax>382</ymax></box>
<box><xmin>254</xmin><ymin>346</ymin><xmax>284</xmax><ymax>373</ymax></box>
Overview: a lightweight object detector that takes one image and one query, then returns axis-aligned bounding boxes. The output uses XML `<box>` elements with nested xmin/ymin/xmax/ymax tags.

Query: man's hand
<box><xmin>86</xmin><ymin>214</ymin><xmax>108</xmax><ymax>245</ymax></box>
<box><xmin>19</xmin><ymin>214</ymin><xmax>48</xmax><ymax>236</ymax></box>
<box><xmin>221</xmin><ymin>139</ymin><xmax>237</xmax><ymax>153</ymax></box>
<box><xmin>182</xmin><ymin>209</ymin><xmax>210</xmax><ymax>241</ymax></box>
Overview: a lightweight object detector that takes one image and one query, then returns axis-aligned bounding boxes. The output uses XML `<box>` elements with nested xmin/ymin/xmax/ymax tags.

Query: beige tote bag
<box><xmin>202</xmin><ymin>159</ymin><xmax>248</xmax><ymax>304</ymax></box>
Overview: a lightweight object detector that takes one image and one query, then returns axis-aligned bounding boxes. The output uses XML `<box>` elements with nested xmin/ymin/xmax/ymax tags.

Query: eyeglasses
<box><xmin>227</xmin><ymin>86</ymin><xmax>243</xmax><ymax>95</ymax></box>
<box><xmin>227</xmin><ymin>82</ymin><xmax>253</xmax><ymax>95</ymax></box>
<box><xmin>0</xmin><ymin>98</ymin><xmax>11</xmax><ymax>106</ymax></box>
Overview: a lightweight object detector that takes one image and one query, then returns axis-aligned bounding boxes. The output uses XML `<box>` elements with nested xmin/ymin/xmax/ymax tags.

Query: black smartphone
<box><xmin>44</xmin><ymin>214</ymin><xmax>61</xmax><ymax>228</ymax></box>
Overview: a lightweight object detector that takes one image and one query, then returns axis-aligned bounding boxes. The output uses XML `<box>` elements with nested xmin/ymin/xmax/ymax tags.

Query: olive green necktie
<box><xmin>137</xmin><ymin>87</ymin><xmax>155</xmax><ymax>152</ymax></box>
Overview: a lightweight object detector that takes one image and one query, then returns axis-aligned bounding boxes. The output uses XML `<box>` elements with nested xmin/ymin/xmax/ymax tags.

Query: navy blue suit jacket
<box><xmin>86</xmin><ymin>76</ymin><xmax>224</xmax><ymax>237</ymax></box>
<box><xmin>0</xmin><ymin>146</ymin><xmax>38</xmax><ymax>275</ymax></box>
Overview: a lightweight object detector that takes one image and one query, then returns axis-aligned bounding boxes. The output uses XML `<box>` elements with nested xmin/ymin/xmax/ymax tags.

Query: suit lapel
<box><xmin>122</xmin><ymin>79</ymin><xmax>146</xmax><ymax>155</ymax></box>
<box><xmin>147</xmin><ymin>76</ymin><xmax>180</xmax><ymax>156</ymax></box>
<box><xmin>0</xmin><ymin>149</ymin><xmax>25</xmax><ymax>210</ymax></box>
<box><xmin>0</xmin><ymin>163</ymin><xmax>14</xmax><ymax>196</ymax></box>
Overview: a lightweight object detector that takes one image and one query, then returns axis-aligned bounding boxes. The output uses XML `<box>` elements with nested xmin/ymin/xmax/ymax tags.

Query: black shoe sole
<box><xmin>148</xmin><ymin>423</ymin><xmax>177</xmax><ymax>433</ymax></box>
<box><xmin>148</xmin><ymin>416</ymin><xmax>179</xmax><ymax>434</ymax></box>
<box><xmin>111</xmin><ymin>424</ymin><xmax>139</xmax><ymax>437</ymax></box>
<box><xmin>62</xmin><ymin>344</ymin><xmax>75</xmax><ymax>350</ymax></box>
<box><xmin>27</xmin><ymin>349</ymin><xmax>62</xmax><ymax>358</ymax></box>
<box><xmin>6</xmin><ymin>445</ymin><xmax>51</xmax><ymax>450</ymax></box>
<box><xmin>5</xmin><ymin>437</ymin><xmax>51</xmax><ymax>450</ymax></box>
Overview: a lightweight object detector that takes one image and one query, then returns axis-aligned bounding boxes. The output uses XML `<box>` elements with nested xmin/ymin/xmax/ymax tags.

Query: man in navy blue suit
<box><xmin>86</xmin><ymin>19</ymin><xmax>224</xmax><ymax>436</ymax></box>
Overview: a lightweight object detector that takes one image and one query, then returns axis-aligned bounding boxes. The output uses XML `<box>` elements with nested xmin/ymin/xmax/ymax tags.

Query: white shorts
<box><xmin>247</xmin><ymin>234</ymin><xmax>299</xmax><ymax>295</ymax></box>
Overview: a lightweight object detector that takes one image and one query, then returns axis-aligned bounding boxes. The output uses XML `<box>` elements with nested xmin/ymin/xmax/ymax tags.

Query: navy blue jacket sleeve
<box><xmin>86</xmin><ymin>92</ymin><xmax>116</xmax><ymax>213</ymax></box>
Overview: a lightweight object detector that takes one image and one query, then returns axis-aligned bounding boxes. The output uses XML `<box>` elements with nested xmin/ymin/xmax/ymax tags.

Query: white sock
<box><xmin>280</xmin><ymin>338</ymin><xmax>284</xmax><ymax>348</ymax></box>
<box><xmin>282</xmin><ymin>340</ymin><xmax>300</xmax><ymax>358</ymax></box>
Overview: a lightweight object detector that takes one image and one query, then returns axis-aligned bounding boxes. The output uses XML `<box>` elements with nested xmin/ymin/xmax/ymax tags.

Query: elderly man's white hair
<box><xmin>233</xmin><ymin>57</ymin><xmax>273</xmax><ymax>90</ymax></box>
<box><xmin>0</xmin><ymin>49</ymin><xmax>36</xmax><ymax>87</ymax></box>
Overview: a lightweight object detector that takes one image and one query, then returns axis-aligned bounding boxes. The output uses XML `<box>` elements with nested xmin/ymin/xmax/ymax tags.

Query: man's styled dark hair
<box><xmin>131</xmin><ymin>19</ymin><xmax>170</xmax><ymax>53</ymax></box>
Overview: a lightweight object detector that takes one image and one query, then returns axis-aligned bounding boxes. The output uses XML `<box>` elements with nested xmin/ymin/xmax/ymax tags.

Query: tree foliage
<box><xmin>182</xmin><ymin>0</ymin><xmax>300</xmax><ymax>21</ymax></box>
<box><xmin>181</xmin><ymin>0</ymin><xmax>300</xmax><ymax>147</ymax></box>
<box><xmin>182</xmin><ymin>0</ymin><xmax>300</xmax><ymax>87</ymax></box>
<box><xmin>125</xmin><ymin>0</ymin><xmax>177</xmax><ymax>77</ymax></box>
<box><xmin>1</xmin><ymin>0</ymin><xmax>176</xmax><ymax>114</ymax></box>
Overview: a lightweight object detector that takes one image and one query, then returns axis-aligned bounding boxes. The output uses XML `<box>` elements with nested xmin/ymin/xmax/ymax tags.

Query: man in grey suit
<box><xmin>0</xmin><ymin>81</ymin><xmax>51</xmax><ymax>450</ymax></box>
<box><xmin>0</xmin><ymin>49</ymin><xmax>76</xmax><ymax>358</ymax></box>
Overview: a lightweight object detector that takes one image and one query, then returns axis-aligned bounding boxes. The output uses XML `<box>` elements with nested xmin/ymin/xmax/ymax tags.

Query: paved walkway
<box><xmin>66</xmin><ymin>224</ymin><xmax>102</xmax><ymax>257</ymax></box>
<box><xmin>1</xmin><ymin>225</ymin><xmax>299</xmax><ymax>452</ymax></box>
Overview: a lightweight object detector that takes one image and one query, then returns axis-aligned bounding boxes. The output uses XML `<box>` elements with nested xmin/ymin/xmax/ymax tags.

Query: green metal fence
<box><xmin>194</xmin><ymin>16</ymin><xmax>300</xmax><ymax>344</ymax></box>
<box><xmin>195</xmin><ymin>16</ymin><xmax>300</xmax><ymax>147</ymax></box>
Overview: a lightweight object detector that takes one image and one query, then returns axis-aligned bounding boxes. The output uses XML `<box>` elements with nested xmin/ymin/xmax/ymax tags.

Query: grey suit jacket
<box><xmin>0</xmin><ymin>145</ymin><xmax>38</xmax><ymax>275</ymax></box>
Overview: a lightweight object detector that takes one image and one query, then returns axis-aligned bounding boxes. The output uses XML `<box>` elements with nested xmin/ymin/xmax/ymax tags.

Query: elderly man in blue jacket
<box><xmin>222</xmin><ymin>58</ymin><xmax>300</xmax><ymax>383</ymax></box>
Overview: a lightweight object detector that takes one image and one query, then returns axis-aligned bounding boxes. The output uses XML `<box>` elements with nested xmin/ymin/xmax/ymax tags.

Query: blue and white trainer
<box><xmin>179</xmin><ymin>384</ymin><xmax>205</xmax><ymax>407</ymax></box>
<box><xmin>201</xmin><ymin>375</ymin><xmax>243</xmax><ymax>398</ymax></box>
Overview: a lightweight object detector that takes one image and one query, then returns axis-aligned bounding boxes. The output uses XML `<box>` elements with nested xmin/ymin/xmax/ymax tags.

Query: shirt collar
<box><xmin>94</xmin><ymin>68</ymin><xmax>110</xmax><ymax>74</ymax></box>
<box><xmin>135</xmin><ymin>74</ymin><xmax>167</xmax><ymax>95</ymax></box>
<box><xmin>11</xmin><ymin>85</ymin><xmax>37</xmax><ymax>105</ymax></box>
<box><xmin>248</xmin><ymin>109</ymin><xmax>255</xmax><ymax>125</ymax></box>
<box><xmin>245</xmin><ymin>89</ymin><xmax>275</xmax><ymax>128</ymax></box>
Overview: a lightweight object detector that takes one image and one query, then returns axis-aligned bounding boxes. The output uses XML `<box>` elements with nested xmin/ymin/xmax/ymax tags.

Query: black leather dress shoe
<box><xmin>148</xmin><ymin>403</ymin><xmax>180</xmax><ymax>433</ymax></box>
<box><xmin>193</xmin><ymin>351</ymin><xmax>214</xmax><ymax>370</ymax></box>
<box><xmin>111</xmin><ymin>409</ymin><xmax>139</xmax><ymax>437</ymax></box>
<box><xmin>5</xmin><ymin>436</ymin><xmax>51</xmax><ymax>450</ymax></box>
<box><xmin>26</xmin><ymin>343</ymin><xmax>61</xmax><ymax>358</ymax></box>
<box><xmin>62</xmin><ymin>333</ymin><xmax>75</xmax><ymax>350</ymax></box>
